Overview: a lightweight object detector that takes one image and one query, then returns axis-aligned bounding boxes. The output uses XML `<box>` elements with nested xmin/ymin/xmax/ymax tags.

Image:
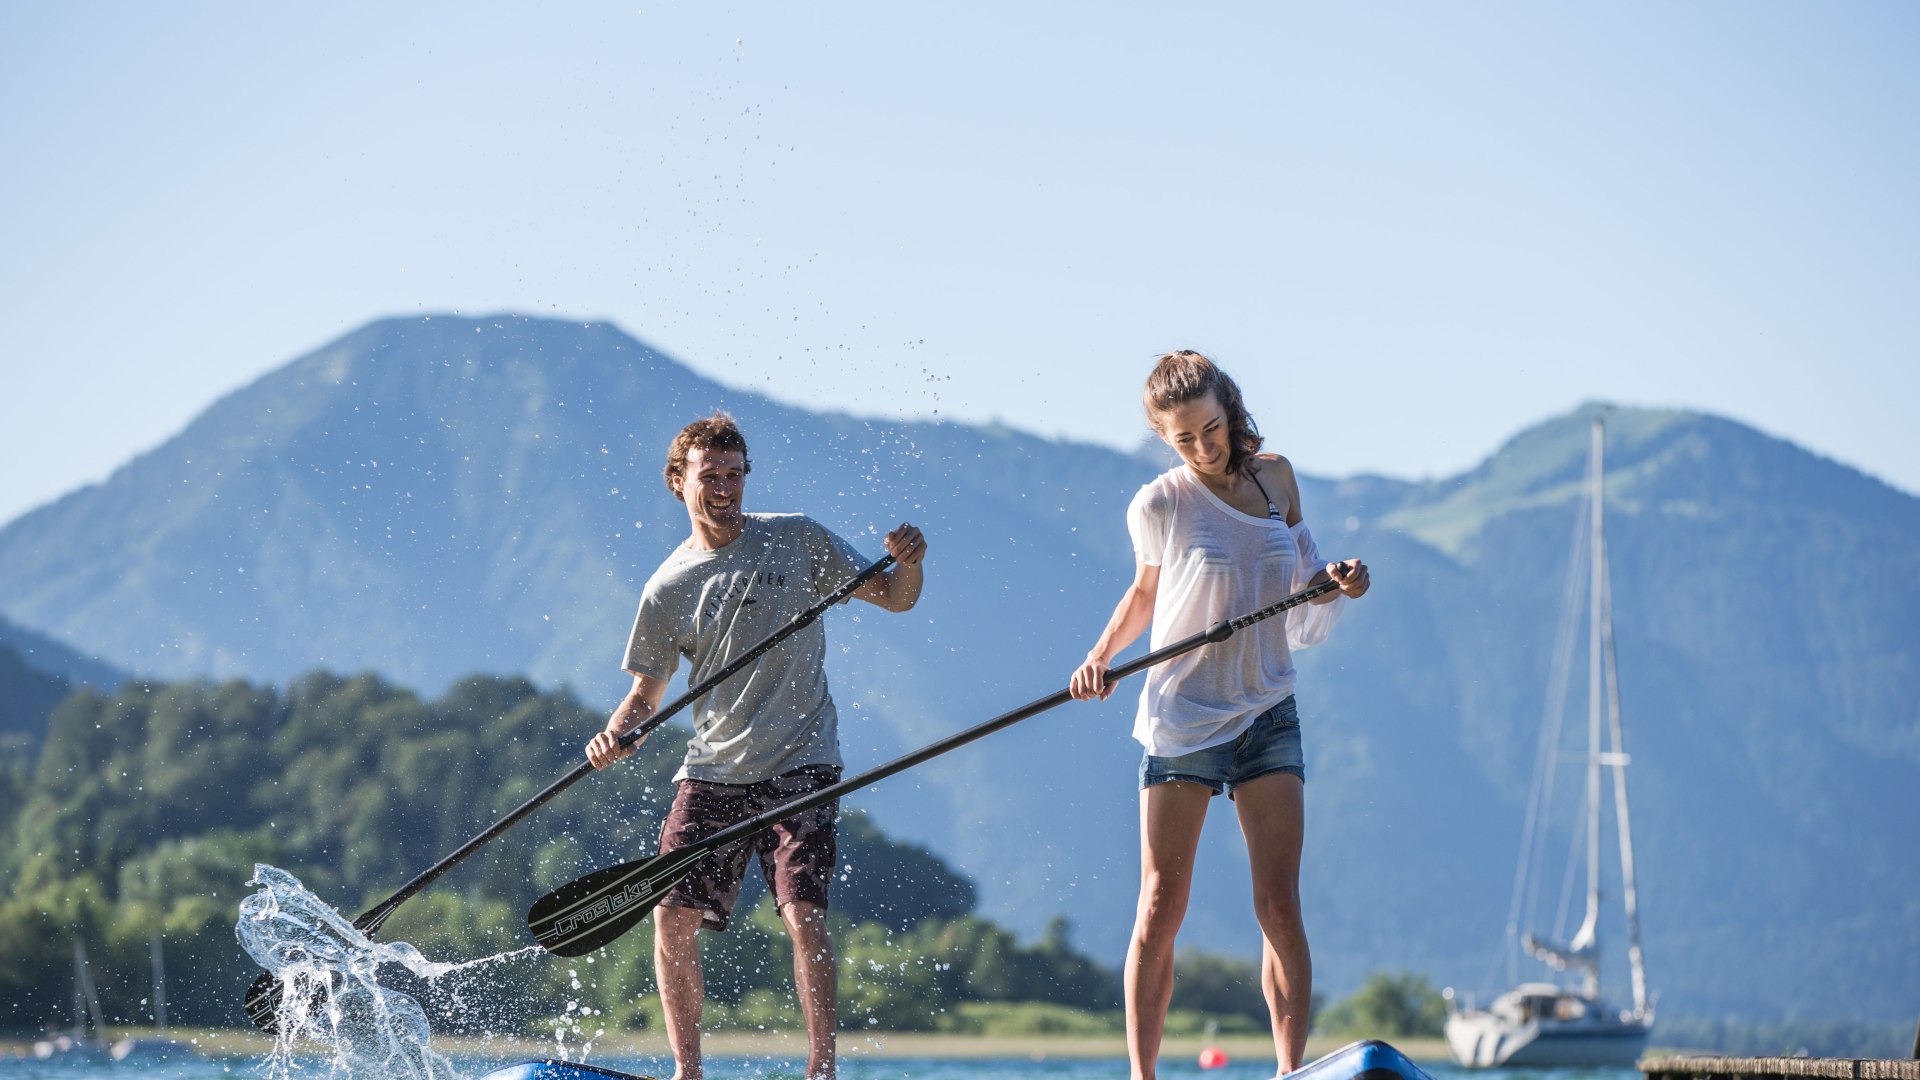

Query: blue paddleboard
<box><xmin>479</xmin><ymin>1062</ymin><xmax>658</xmax><ymax>1080</ymax></box>
<box><xmin>1295</xmin><ymin>1040</ymin><xmax>1436</xmax><ymax>1080</ymax></box>
<box><xmin>480</xmin><ymin>1039</ymin><xmax>1428</xmax><ymax>1080</ymax></box>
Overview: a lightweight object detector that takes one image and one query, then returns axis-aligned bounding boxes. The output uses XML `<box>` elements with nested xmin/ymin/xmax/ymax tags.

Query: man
<box><xmin>586</xmin><ymin>412</ymin><xmax>926</xmax><ymax>1080</ymax></box>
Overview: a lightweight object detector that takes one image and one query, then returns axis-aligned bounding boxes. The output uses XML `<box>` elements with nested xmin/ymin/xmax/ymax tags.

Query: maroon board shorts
<box><xmin>655</xmin><ymin>763</ymin><xmax>841</xmax><ymax>931</ymax></box>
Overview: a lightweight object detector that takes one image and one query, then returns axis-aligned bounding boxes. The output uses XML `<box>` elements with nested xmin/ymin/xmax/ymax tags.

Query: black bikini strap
<box><xmin>1248</xmin><ymin>471</ymin><xmax>1285</xmax><ymax>522</ymax></box>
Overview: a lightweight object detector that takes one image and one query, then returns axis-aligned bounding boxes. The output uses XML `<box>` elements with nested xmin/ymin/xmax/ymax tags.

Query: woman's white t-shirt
<box><xmin>1128</xmin><ymin>465</ymin><xmax>1343</xmax><ymax>756</ymax></box>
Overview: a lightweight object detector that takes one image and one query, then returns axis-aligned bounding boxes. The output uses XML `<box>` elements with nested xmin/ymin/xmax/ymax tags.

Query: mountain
<box><xmin>0</xmin><ymin>614</ymin><xmax>127</xmax><ymax>744</ymax></box>
<box><xmin>1</xmin><ymin>314</ymin><xmax>1914</xmax><ymax>1021</ymax></box>
<box><xmin>0</xmin><ymin>612</ymin><xmax>128</xmax><ymax>690</ymax></box>
<box><xmin>0</xmin><ymin>646</ymin><xmax>67</xmax><ymax>748</ymax></box>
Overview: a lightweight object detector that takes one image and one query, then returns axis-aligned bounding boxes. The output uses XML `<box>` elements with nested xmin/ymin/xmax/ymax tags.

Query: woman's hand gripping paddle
<box><xmin>525</xmin><ymin>573</ymin><xmax>1345</xmax><ymax>957</ymax></box>
<box><xmin>242</xmin><ymin>553</ymin><xmax>896</xmax><ymax>1031</ymax></box>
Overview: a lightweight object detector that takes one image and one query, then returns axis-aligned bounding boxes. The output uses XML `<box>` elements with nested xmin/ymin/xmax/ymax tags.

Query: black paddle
<box><xmin>243</xmin><ymin>552</ymin><xmax>897</xmax><ymax>1031</ymax></box>
<box><xmin>526</xmin><ymin>572</ymin><xmax>1346</xmax><ymax>957</ymax></box>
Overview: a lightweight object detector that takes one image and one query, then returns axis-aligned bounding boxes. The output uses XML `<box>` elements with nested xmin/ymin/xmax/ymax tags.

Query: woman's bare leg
<box><xmin>1234</xmin><ymin>772</ymin><xmax>1310</xmax><ymax>1074</ymax></box>
<box><xmin>1127</xmin><ymin>781</ymin><xmax>1213</xmax><ymax>1080</ymax></box>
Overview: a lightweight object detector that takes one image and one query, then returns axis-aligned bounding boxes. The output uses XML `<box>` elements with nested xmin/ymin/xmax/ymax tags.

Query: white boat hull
<box><xmin>1446</xmin><ymin>1010</ymin><xmax>1651</xmax><ymax>1068</ymax></box>
<box><xmin>31</xmin><ymin>1034</ymin><xmax>110</xmax><ymax>1061</ymax></box>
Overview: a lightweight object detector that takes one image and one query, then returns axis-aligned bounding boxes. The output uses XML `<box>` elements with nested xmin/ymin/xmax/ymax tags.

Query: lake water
<box><xmin>0</xmin><ymin>1048</ymin><xmax>1646</xmax><ymax>1080</ymax></box>
<box><xmin>5</xmin><ymin>869</ymin><xmax>1650</xmax><ymax>1079</ymax></box>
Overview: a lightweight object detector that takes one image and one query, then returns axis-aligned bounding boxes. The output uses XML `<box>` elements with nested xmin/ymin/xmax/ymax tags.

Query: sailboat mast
<box><xmin>1601</xmin><ymin>532</ymin><xmax>1651</xmax><ymax>1017</ymax></box>
<box><xmin>74</xmin><ymin>939</ymin><xmax>107</xmax><ymax>1039</ymax></box>
<box><xmin>71</xmin><ymin>946</ymin><xmax>85</xmax><ymax>1036</ymax></box>
<box><xmin>152</xmin><ymin>932</ymin><xmax>169</xmax><ymax>1032</ymax></box>
<box><xmin>1583</xmin><ymin>416</ymin><xmax>1606</xmax><ymax>1001</ymax></box>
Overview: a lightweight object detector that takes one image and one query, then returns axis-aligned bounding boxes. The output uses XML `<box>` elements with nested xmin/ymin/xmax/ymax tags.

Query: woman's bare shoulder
<box><xmin>1252</xmin><ymin>453</ymin><xmax>1304</xmax><ymax>523</ymax></box>
<box><xmin>1252</xmin><ymin>453</ymin><xmax>1297</xmax><ymax>482</ymax></box>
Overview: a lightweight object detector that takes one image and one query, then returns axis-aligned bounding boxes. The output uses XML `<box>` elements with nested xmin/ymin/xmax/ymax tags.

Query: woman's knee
<box><xmin>1134</xmin><ymin>885</ymin><xmax>1191</xmax><ymax>939</ymax></box>
<box><xmin>1250</xmin><ymin>885</ymin><xmax>1304</xmax><ymax>933</ymax></box>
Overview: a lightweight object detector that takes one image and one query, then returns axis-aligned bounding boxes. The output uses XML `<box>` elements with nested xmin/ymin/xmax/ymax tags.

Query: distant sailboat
<box><xmin>31</xmin><ymin>933</ymin><xmax>195</xmax><ymax>1062</ymax></box>
<box><xmin>110</xmin><ymin>932</ymin><xmax>196</xmax><ymax>1061</ymax></box>
<box><xmin>31</xmin><ymin>939</ymin><xmax>111</xmax><ymax>1061</ymax></box>
<box><xmin>1445</xmin><ymin>416</ymin><xmax>1655</xmax><ymax>1068</ymax></box>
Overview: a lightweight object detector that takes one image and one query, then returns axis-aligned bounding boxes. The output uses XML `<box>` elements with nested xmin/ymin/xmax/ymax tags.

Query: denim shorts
<box><xmin>1140</xmin><ymin>695</ymin><xmax>1305</xmax><ymax>797</ymax></box>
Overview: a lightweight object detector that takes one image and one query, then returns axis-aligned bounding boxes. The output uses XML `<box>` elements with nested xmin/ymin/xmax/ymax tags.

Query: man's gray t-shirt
<box><xmin>624</xmin><ymin>512</ymin><xmax>867</xmax><ymax>784</ymax></box>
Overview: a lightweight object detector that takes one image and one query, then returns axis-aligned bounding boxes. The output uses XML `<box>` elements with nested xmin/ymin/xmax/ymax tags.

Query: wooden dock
<box><xmin>1642</xmin><ymin>1055</ymin><xmax>1920</xmax><ymax>1080</ymax></box>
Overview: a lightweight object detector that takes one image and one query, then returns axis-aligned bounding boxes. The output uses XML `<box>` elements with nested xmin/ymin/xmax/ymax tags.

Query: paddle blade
<box><xmin>526</xmin><ymin>846</ymin><xmax>711</xmax><ymax>957</ymax></box>
<box><xmin>243</xmin><ymin>970</ymin><xmax>283</xmax><ymax>1032</ymax></box>
<box><xmin>242</xmin><ymin>968</ymin><xmax>343</xmax><ymax>1034</ymax></box>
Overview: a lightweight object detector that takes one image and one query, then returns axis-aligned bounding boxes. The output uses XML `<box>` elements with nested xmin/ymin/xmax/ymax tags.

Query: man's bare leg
<box><xmin>781</xmin><ymin>900</ymin><xmax>838</xmax><ymax>1080</ymax></box>
<box><xmin>1126</xmin><ymin>781</ymin><xmax>1212</xmax><ymax>1080</ymax></box>
<box><xmin>654</xmin><ymin>904</ymin><xmax>708</xmax><ymax>1080</ymax></box>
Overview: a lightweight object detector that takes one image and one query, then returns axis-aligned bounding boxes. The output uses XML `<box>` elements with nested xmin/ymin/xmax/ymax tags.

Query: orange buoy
<box><xmin>1198</xmin><ymin>1045</ymin><xmax>1230</xmax><ymax>1069</ymax></box>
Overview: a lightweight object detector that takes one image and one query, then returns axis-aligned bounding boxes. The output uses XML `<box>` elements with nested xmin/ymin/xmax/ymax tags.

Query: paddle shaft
<box><xmin>525</xmin><ymin>571</ymin><xmax>1349</xmax><ymax>956</ymax></box>
<box><xmin>358</xmin><ymin>551</ymin><xmax>896</xmax><ymax>934</ymax></box>
<box><xmin>675</xmin><ymin>574</ymin><xmax>1342</xmax><ymax>868</ymax></box>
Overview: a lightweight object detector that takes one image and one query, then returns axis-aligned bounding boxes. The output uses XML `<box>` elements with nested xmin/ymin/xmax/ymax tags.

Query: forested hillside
<box><xmin>0</xmin><ymin>673</ymin><xmax>1132</xmax><ymax>1034</ymax></box>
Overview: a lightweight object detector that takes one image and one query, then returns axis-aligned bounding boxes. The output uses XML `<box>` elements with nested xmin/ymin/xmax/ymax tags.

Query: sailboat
<box><xmin>110</xmin><ymin>932</ymin><xmax>196</xmax><ymax>1061</ymax></box>
<box><xmin>1444</xmin><ymin>416</ymin><xmax>1655</xmax><ymax>1069</ymax></box>
<box><xmin>31</xmin><ymin>939</ymin><xmax>111</xmax><ymax>1061</ymax></box>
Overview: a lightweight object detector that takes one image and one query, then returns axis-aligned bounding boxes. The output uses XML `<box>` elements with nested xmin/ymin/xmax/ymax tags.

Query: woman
<box><xmin>1069</xmin><ymin>351</ymin><xmax>1369</xmax><ymax>1079</ymax></box>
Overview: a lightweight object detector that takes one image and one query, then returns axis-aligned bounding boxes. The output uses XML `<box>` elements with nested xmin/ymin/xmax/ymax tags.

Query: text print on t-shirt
<box><xmin>702</xmin><ymin>569</ymin><xmax>791</xmax><ymax>620</ymax></box>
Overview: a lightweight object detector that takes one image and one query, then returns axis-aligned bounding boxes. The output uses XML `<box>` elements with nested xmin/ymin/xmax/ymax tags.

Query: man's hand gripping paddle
<box><xmin>241</xmin><ymin>553</ymin><xmax>896</xmax><ymax>1031</ymax></box>
<box><xmin>525</xmin><ymin>573</ymin><xmax>1345</xmax><ymax>957</ymax></box>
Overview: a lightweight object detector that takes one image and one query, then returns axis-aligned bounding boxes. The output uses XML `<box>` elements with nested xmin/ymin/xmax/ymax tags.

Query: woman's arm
<box><xmin>1276</xmin><ymin>457</ymin><xmax>1370</xmax><ymax>601</ymax></box>
<box><xmin>1069</xmin><ymin>558</ymin><xmax>1161</xmax><ymax>701</ymax></box>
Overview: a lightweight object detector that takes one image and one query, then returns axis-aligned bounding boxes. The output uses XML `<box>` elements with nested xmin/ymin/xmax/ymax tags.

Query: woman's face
<box><xmin>1153</xmin><ymin>392</ymin><xmax>1231</xmax><ymax>477</ymax></box>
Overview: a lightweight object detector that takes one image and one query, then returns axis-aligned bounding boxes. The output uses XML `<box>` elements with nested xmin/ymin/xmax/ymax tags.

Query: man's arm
<box><xmin>585</xmin><ymin>672</ymin><xmax>671</xmax><ymax>768</ymax></box>
<box><xmin>854</xmin><ymin>521</ymin><xmax>927</xmax><ymax>612</ymax></box>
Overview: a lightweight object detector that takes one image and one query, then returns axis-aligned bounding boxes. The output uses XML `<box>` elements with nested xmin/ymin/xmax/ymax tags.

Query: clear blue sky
<box><xmin>3</xmin><ymin>2</ymin><xmax>1915</xmax><ymax>525</ymax></box>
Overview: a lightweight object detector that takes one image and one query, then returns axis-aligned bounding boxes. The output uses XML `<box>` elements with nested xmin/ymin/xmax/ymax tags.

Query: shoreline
<box><xmin>1</xmin><ymin>1028</ymin><xmax>1452</xmax><ymax>1064</ymax></box>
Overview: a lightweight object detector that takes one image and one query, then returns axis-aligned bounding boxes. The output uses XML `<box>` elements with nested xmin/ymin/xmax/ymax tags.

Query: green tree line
<box><xmin>2</xmin><ymin>671</ymin><xmax>1462</xmax><ymax>1040</ymax></box>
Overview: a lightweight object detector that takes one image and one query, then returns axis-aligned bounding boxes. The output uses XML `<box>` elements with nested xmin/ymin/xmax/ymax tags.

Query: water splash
<box><xmin>236</xmin><ymin>864</ymin><xmax>542</xmax><ymax>1079</ymax></box>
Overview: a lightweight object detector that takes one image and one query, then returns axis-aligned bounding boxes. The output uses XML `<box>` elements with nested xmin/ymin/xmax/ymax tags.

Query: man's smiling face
<box><xmin>676</xmin><ymin>446</ymin><xmax>747</xmax><ymax>539</ymax></box>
